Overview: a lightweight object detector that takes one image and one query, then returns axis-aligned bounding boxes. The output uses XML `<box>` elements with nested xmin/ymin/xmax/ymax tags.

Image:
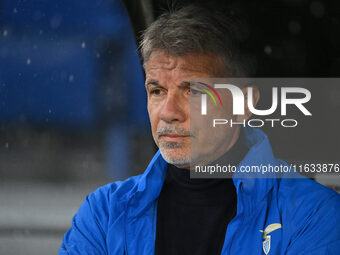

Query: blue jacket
<box><xmin>60</xmin><ymin>127</ymin><xmax>340</xmax><ymax>255</ymax></box>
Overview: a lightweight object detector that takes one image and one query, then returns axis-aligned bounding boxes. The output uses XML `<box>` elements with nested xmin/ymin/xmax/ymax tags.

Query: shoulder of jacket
<box><xmin>277</xmin><ymin>174</ymin><xmax>340</xmax><ymax>238</ymax></box>
<box><xmin>274</xmin><ymin>158</ymin><xmax>339</xmax><ymax>211</ymax></box>
<box><xmin>277</xmin><ymin>174</ymin><xmax>340</xmax><ymax>209</ymax></box>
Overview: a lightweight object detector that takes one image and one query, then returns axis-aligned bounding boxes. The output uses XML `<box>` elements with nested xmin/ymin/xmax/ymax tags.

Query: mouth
<box><xmin>160</xmin><ymin>134</ymin><xmax>190</xmax><ymax>142</ymax></box>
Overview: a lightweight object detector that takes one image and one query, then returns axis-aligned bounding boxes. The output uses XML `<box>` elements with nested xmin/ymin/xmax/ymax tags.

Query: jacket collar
<box><xmin>233</xmin><ymin>127</ymin><xmax>278</xmax><ymax>206</ymax></box>
<box><xmin>127</xmin><ymin>150</ymin><xmax>168</xmax><ymax>217</ymax></box>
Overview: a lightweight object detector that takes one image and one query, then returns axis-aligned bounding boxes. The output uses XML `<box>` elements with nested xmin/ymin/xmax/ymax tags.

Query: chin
<box><xmin>159</xmin><ymin>148</ymin><xmax>191</xmax><ymax>167</ymax></box>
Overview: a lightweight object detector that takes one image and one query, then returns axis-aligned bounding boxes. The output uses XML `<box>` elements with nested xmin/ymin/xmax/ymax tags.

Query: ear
<box><xmin>237</xmin><ymin>86</ymin><xmax>260</xmax><ymax>121</ymax></box>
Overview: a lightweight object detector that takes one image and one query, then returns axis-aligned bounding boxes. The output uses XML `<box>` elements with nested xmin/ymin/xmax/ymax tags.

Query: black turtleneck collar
<box><xmin>155</xmin><ymin>130</ymin><xmax>249</xmax><ymax>255</ymax></box>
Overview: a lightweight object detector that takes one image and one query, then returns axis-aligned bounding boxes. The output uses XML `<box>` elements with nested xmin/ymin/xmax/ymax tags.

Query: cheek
<box><xmin>147</xmin><ymin>103</ymin><xmax>160</xmax><ymax>133</ymax></box>
<box><xmin>219</xmin><ymin>94</ymin><xmax>234</xmax><ymax>118</ymax></box>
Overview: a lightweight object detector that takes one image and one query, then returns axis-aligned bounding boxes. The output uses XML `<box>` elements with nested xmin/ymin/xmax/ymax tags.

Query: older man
<box><xmin>60</xmin><ymin>5</ymin><xmax>340</xmax><ymax>255</ymax></box>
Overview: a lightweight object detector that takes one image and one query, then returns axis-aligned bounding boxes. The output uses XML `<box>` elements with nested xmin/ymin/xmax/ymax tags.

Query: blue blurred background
<box><xmin>0</xmin><ymin>0</ymin><xmax>155</xmax><ymax>253</ymax></box>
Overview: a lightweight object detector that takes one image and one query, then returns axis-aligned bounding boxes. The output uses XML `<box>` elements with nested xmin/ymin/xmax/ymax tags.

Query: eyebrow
<box><xmin>145</xmin><ymin>80</ymin><xmax>192</xmax><ymax>89</ymax></box>
<box><xmin>145</xmin><ymin>80</ymin><xmax>159</xmax><ymax>88</ymax></box>
<box><xmin>179</xmin><ymin>81</ymin><xmax>191</xmax><ymax>88</ymax></box>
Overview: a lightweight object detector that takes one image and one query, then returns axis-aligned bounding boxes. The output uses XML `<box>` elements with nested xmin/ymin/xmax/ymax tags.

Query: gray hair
<box><xmin>140</xmin><ymin>5</ymin><xmax>255</xmax><ymax>76</ymax></box>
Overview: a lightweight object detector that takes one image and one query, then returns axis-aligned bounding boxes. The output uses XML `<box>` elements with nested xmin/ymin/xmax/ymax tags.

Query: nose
<box><xmin>159</xmin><ymin>93</ymin><xmax>187</xmax><ymax>124</ymax></box>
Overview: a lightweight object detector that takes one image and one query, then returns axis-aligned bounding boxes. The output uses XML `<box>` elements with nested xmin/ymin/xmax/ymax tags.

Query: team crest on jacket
<box><xmin>263</xmin><ymin>235</ymin><xmax>271</xmax><ymax>254</ymax></box>
<box><xmin>260</xmin><ymin>223</ymin><xmax>282</xmax><ymax>255</ymax></box>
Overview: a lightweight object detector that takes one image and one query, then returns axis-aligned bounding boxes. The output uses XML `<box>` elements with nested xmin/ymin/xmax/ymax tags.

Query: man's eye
<box><xmin>190</xmin><ymin>88</ymin><xmax>204</xmax><ymax>95</ymax></box>
<box><xmin>150</xmin><ymin>89</ymin><xmax>162</xmax><ymax>95</ymax></box>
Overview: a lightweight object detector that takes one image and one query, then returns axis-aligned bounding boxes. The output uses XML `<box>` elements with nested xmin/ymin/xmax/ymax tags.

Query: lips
<box><xmin>161</xmin><ymin>134</ymin><xmax>189</xmax><ymax>141</ymax></box>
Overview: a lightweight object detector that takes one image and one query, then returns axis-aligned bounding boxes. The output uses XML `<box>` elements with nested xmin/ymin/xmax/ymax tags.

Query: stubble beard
<box><xmin>158</xmin><ymin>140</ymin><xmax>191</xmax><ymax>168</ymax></box>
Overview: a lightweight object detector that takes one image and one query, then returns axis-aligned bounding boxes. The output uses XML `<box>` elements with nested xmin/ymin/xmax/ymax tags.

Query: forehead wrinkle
<box><xmin>148</xmin><ymin>53</ymin><xmax>178</xmax><ymax>71</ymax></box>
<box><xmin>148</xmin><ymin>61</ymin><xmax>211</xmax><ymax>77</ymax></box>
<box><xmin>146</xmin><ymin>51</ymin><xmax>226</xmax><ymax>80</ymax></box>
<box><xmin>147</xmin><ymin>51</ymin><xmax>212</xmax><ymax>73</ymax></box>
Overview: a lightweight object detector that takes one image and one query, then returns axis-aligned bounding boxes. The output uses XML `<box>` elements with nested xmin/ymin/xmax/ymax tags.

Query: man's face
<box><xmin>145</xmin><ymin>50</ymin><xmax>247</xmax><ymax>169</ymax></box>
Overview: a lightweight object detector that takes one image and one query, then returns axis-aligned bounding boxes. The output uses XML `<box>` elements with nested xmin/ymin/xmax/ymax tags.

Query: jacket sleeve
<box><xmin>286</xmin><ymin>192</ymin><xmax>340</xmax><ymax>255</ymax></box>
<box><xmin>59</xmin><ymin>186</ymin><xmax>111</xmax><ymax>255</ymax></box>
